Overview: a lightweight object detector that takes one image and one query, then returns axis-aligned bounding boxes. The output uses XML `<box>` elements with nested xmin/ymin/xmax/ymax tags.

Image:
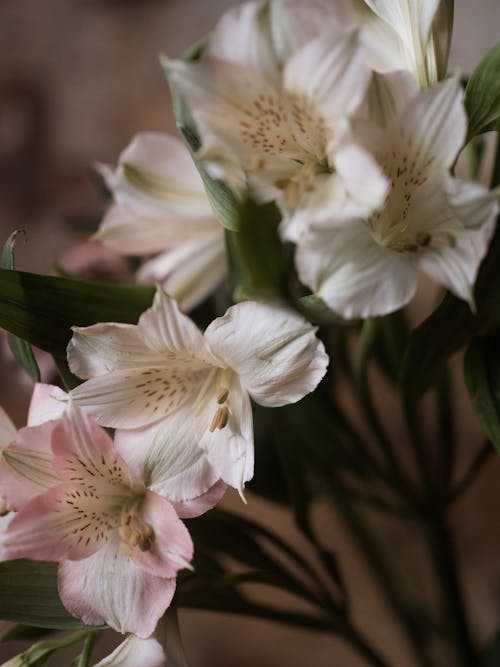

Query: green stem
<box><xmin>72</xmin><ymin>631</ymin><xmax>101</xmax><ymax>667</ymax></box>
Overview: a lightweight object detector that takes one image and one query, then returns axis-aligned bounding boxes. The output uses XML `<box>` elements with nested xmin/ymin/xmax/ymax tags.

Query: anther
<box><xmin>217</xmin><ymin>388</ymin><xmax>229</xmax><ymax>404</ymax></box>
<box><xmin>209</xmin><ymin>406</ymin><xmax>229</xmax><ymax>432</ymax></box>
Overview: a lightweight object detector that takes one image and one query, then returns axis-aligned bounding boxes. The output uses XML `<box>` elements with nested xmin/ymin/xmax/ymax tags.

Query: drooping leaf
<box><xmin>2</xmin><ymin>232</ymin><xmax>41</xmax><ymax>382</ymax></box>
<box><xmin>0</xmin><ymin>268</ymin><xmax>154</xmax><ymax>359</ymax></box>
<box><xmin>0</xmin><ymin>560</ymin><xmax>85</xmax><ymax>629</ymax></box>
<box><xmin>464</xmin><ymin>335</ymin><xmax>500</xmax><ymax>450</ymax></box>
<box><xmin>465</xmin><ymin>42</ymin><xmax>500</xmax><ymax>140</ymax></box>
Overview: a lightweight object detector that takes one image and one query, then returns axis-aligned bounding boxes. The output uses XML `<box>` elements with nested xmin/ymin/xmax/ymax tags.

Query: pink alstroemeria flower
<box><xmin>1</xmin><ymin>404</ymin><xmax>194</xmax><ymax>638</ymax></box>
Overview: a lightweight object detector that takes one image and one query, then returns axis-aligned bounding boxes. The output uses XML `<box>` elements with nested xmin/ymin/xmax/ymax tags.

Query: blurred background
<box><xmin>0</xmin><ymin>1</ymin><xmax>500</xmax><ymax>665</ymax></box>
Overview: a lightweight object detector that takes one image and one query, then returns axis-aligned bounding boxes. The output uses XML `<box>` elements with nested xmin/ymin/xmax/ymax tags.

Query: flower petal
<box><xmin>67</xmin><ymin>322</ymin><xmax>168</xmax><ymax>379</ymax></box>
<box><xmin>93</xmin><ymin>635</ymin><xmax>166</xmax><ymax>667</ymax></box>
<box><xmin>114</xmin><ymin>406</ymin><xmax>219</xmax><ymax>503</ymax></box>
<box><xmin>397</xmin><ymin>77</ymin><xmax>466</xmax><ymax>171</ymax></box>
<box><xmin>284</xmin><ymin>32</ymin><xmax>370</xmax><ymax>123</ymax></box>
<box><xmin>204</xmin><ymin>301</ymin><xmax>329</xmax><ymax>407</ymax></box>
<box><xmin>51</xmin><ymin>406</ymin><xmax>133</xmax><ymax>492</ymax></box>
<box><xmin>0</xmin><ymin>406</ymin><xmax>16</xmax><ymax>450</ymax></box>
<box><xmin>171</xmin><ymin>480</ymin><xmax>227</xmax><ymax>519</ymax></box>
<box><xmin>132</xmin><ymin>491</ymin><xmax>193</xmax><ymax>578</ymax></box>
<box><xmin>104</xmin><ymin>132</ymin><xmax>210</xmax><ymax>216</ymax></box>
<box><xmin>27</xmin><ymin>383</ymin><xmax>67</xmax><ymax>426</ymax></box>
<box><xmin>0</xmin><ymin>421</ymin><xmax>61</xmax><ymax>511</ymax></box>
<box><xmin>137</xmin><ymin>230</ymin><xmax>226</xmax><ymax>312</ymax></box>
<box><xmin>137</xmin><ymin>288</ymin><xmax>217</xmax><ymax>366</ymax></box>
<box><xmin>58</xmin><ymin>537</ymin><xmax>176</xmax><ymax>637</ymax></box>
<box><xmin>2</xmin><ymin>483</ymin><xmax>119</xmax><ymax>561</ymax></box>
<box><xmin>295</xmin><ymin>222</ymin><xmax>418</xmax><ymax>319</ymax></box>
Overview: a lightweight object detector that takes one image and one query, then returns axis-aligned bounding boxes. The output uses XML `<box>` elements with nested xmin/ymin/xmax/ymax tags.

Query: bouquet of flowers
<box><xmin>0</xmin><ymin>0</ymin><xmax>499</xmax><ymax>665</ymax></box>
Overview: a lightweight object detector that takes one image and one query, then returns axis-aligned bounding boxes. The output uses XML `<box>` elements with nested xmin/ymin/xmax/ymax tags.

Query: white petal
<box><xmin>114</xmin><ymin>405</ymin><xmax>219</xmax><ymax>503</ymax></box>
<box><xmin>111</xmin><ymin>132</ymin><xmax>210</xmax><ymax>216</ymax></box>
<box><xmin>397</xmin><ymin>77</ymin><xmax>466</xmax><ymax>171</ymax></box>
<box><xmin>365</xmin><ymin>70</ymin><xmax>419</xmax><ymax>128</ymax></box>
<box><xmin>296</xmin><ymin>222</ymin><xmax>418</xmax><ymax>319</ymax></box>
<box><xmin>198</xmin><ymin>375</ymin><xmax>254</xmax><ymax>493</ymax></box>
<box><xmin>268</xmin><ymin>0</ymin><xmax>355</xmax><ymax>64</ymax></box>
<box><xmin>207</xmin><ymin>1</ymin><xmax>280</xmax><ymax>80</ymax></box>
<box><xmin>0</xmin><ymin>406</ymin><xmax>16</xmax><ymax>450</ymax></box>
<box><xmin>418</xmin><ymin>180</ymin><xmax>499</xmax><ymax>305</ymax></box>
<box><xmin>137</xmin><ymin>288</ymin><xmax>217</xmax><ymax>366</ymax></box>
<box><xmin>204</xmin><ymin>301</ymin><xmax>328</xmax><ymax>407</ymax></box>
<box><xmin>58</xmin><ymin>537</ymin><xmax>176</xmax><ymax>637</ymax></box>
<box><xmin>284</xmin><ymin>32</ymin><xmax>370</xmax><ymax>123</ymax></box>
<box><xmin>138</xmin><ymin>230</ymin><xmax>226</xmax><ymax>312</ymax></box>
<box><xmin>69</xmin><ymin>367</ymin><xmax>205</xmax><ymax>430</ymax></box>
<box><xmin>332</xmin><ymin>142</ymin><xmax>389</xmax><ymax>216</ymax></box>
<box><xmin>363</xmin><ymin>0</ymin><xmax>439</xmax><ymax>44</ymax></box>
<box><xmin>96</xmin><ymin>203</ymin><xmax>215</xmax><ymax>256</ymax></box>
<box><xmin>93</xmin><ymin>635</ymin><xmax>165</xmax><ymax>667</ymax></box>
<box><xmin>67</xmin><ymin>322</ymin><xmax>168</xmax><ymax>379</ymax></box>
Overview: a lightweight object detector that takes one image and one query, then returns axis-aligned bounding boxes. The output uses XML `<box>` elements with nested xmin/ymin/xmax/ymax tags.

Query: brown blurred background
<box><xmin>0</xmin><ymin>1</ymin><xmax>500</xmax><ymax>665</ymax></box>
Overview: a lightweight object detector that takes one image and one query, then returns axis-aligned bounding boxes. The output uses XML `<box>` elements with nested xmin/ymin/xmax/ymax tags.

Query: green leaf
<box><xmin>0</xmin><ymin>268</ymin><xmax>154</xmax><ymax>359</ymax></box>
<box><xmin>2</xmin><ymin>232</ymin><xmax>41</xmax><ymax>382</ymax></box>
<box><xmin>0</xmin><ymin>625</ymin><xmax>55</xmax><ymax>643</ymax></box>
<box><xmin>465</xmin><ymin>42</ymin><xmax>500</xmax><ymax>140</ymax></box>
<box><xmin>0</xmin><ymin>560</ymin><xmax>85</xmax><ymax>629</ymax></box>
<box><xmin>464</xmin><ymin>336</ymin><xmax>500</xmax><ymax>450</ymax></box>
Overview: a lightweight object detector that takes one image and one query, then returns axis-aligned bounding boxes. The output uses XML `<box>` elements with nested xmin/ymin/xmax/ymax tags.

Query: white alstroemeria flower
<box><xmin>1</xmin><ymin>404</ymin><xmax>194</xmax><ymax>638</ymax></box>
<box><xmin>67</xmin><ymin>288</ymin><xmax>328</xmax><ymax>494</ymax></box>
<box><xmin>357</xmin><ymin>0</ymin><xmax>453</xmax><ymax>87</ymax></box>
<box><xmin>295</xmin><ymin>75</ymin><xmax>499</xmax><ymax>319</ymax></box>
<box><xmin>96</xmin><ymin>132</ymin><xmax>226</xmax><ymax>311</ymax></box>
<box><xmin>93</xmin><ymin>634</ymin><xmax>165</xmax><ymax>667</ymax></box>
<box><xmin>166</xmin><ymin>28</ymin><xmax>388</xmax><ymax>241</ymax></box>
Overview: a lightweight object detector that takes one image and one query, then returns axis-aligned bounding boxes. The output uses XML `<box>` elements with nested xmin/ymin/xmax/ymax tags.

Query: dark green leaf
<box><xmin>464</xmin><ymin>336</ymin><xmax>500</xmax><ymax>450</ymax></box>
<box><xmin>465</xmin><ymin>42</ymin><xmax>500</xmax><ymax>139</ymax></box>
<box><xmin>0</xmin><ymin>560</ymin><xmax>85</xmax><ymax>629</ymax></box>
<box><xmin>0</xmin><ymin>268</ymin><xmax>154</xmax><ymax>358</ymax></box>
<box><xmin>2</xmin><ymin>232</ymin><xmax>41</xmax><ymax>382</ymax></box>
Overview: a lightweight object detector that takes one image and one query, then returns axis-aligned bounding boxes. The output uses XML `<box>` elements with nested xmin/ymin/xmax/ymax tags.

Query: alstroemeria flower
<box><xmin>1</xmin><ymin>404</ymin><xmax>194</xmax><ymax>638</ymax></box>
<box><xmin>67</xmin><ymin>288</ymin><xmax>328</xmax><ymax>494</ymax></box>
<box><xmin>93</xmin><ymin>634</ymin><xmax>165</xmax><ymax>667</ymax></box>
<box><xmin>95</xmin><ymin>132</ymin><xmax>226</xmax><ymax>311</ymax></box>
<box><xmin>167</xmin><ymin>27</ymin><xmax>388</xmax><ymax>240</ymax></box>
<box><xmin>295</xmin><ymin>76</ymin><xmax>499</xmax><ymax>319</ymax></box>
<box><xmin>357</xmin><ymin>0</ymin><xmax>453</xmax><ymax>87</ymax></box>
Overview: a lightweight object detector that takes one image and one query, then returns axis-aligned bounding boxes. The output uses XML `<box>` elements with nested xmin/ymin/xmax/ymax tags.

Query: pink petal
<box><xmin>132</xmin><ymin>492</ymin><xmax>193</xmax><ymax>578</ymax></box>
<box><xmin>171</xmin><ymin>479</ymin><xmax>227</xmax><ymax>519</ymax></box>
<box><xmin>51</xmin><ymin>406</ymin><xmax>133</xmax><ymax>493</ymax></box>
<box><xmin>2</xmin><ymin>482</ymin><xmax>120</xmax><ymax>561</ymax></box>
<box><xmin>0</xmin><ymin>420</ymin><xmax>61</xmax><ymax>511</ymax></box>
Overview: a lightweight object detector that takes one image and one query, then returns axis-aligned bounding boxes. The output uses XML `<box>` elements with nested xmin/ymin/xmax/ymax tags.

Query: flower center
<box><xmin>193</xmin><ymin>367</ymin><xmax>233</xmax><ymax>434</ymax></box>
<box><xmin>118</xmin><ymin>503</ymin><xmax>155</xmax><ymax>555</ymax></box>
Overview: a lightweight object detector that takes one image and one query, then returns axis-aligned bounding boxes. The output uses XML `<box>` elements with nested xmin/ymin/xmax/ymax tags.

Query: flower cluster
<box><xmin>0</xmin><ymin>0</ymin><xmax>499</xmax><ymax>665</ymax></box>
